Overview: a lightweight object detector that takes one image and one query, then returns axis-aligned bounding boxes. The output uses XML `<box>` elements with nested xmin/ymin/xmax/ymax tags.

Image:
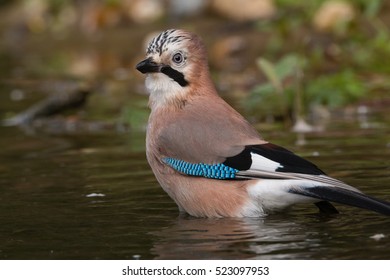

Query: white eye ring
<box><xmin>172</xmin><ymin>52</ymin><xmax>184</xmax><ymax>65</ymax></box>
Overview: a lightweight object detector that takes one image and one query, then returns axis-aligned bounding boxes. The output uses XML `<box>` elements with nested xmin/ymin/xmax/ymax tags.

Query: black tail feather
<box><xmin>290</xmin><ymin>186</ymin><xmax>390</xmax><ymax>216</ymax></box>
<box><xmin>315</xmin><ymin>201</ymin><xmax>339</xmax><ymax>214</ymax></box>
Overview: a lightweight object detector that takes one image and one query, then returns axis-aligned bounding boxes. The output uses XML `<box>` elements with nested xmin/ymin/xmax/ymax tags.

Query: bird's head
<box><xmin>136</xmin><ymin>29</ymin><xmax>212</xmax><ymax>108</ymax></box>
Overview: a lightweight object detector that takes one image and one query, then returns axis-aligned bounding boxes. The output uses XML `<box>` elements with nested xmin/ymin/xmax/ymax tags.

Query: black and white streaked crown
<box><xmin>146</xmin><ymin>29</ymin><xmax>188</xmax><ymax>55</ymax></box>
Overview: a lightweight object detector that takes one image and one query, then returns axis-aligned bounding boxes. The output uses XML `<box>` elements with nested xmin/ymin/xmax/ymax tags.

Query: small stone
<box><xmin>370</xmin><ymin>234</ymin><xmax>385</xmax><ymax>241</ymax></box>
<box><xmin>292</xmin><ymin>118</ymin><xmax>316</xmax><ymax>133</ymax></box>
<box><xmin>86</xmin><ymin>193</ymin><xmax>106</xmax><ymax>197</ymax></box>
<box><xmin>211</xmin><ymin>0</ymin><xmax>276</xmax><ymax>21</ymax></box>
<box><xmin>127</xmin><ymin>0</ymin><xmax>165</xmax><ymax>24</ymax></box>
<box><xmin>169</xmin><ymin>0</ymin><xmax>208</xmax><ymax>17</ymax></box>
<box><xmin>69</xmin><ymin>52</ymin><xmax>98</xmax><ymax>78</ymax></box>
<box><xmin>10</xmin><ymin>89</ymin><xmax>25</xmax><ymax>101</ymax></box>
<box><xmin>357</xmin><ymin>105</ymin><xmax>369</xmax><ymax>115</ymax></box>
<box><xmin>312</xmin><ymin>151</ymin><xmax>320</xmax><ymax>157</ymax></box>
<box><xmin>22</xmin><ymin>0</ymin><xmax>49</xmax><ymax>33</ymax></box>
<box><xmin>210</xmin><ymin>36</ymin><xmax>247</xmax><ymax>71</ymax></box>
<box><xmin>313</xmin><ymin>0</ymin><xmax>355</xmax><ymax>32</ymax></box>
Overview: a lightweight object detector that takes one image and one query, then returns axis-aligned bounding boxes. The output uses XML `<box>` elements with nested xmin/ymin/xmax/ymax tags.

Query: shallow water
<box><xmin>0</xmin><ymin>87</ymin><xmax>389</xmax><ymax>260</ymax></box>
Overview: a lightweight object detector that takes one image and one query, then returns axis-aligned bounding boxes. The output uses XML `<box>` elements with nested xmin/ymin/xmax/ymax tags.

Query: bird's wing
<box><xmin>223</xmin><ymin>143</ymin><xmax>390</xmax><ymax>215</ymax></box>
<box><xmin>163</xmin><ymin>141</ymin><xmax>390</xmax><ymax>215</ymax></box>
<box><xmin>226</xmin><ymin>143</ymin><xmax>354</xmax><ymax>190</ymax></box>
<box><xmin>162</xmin><ymin>135</ymin><xmax>390</xmax><ymax>215</ymax></box>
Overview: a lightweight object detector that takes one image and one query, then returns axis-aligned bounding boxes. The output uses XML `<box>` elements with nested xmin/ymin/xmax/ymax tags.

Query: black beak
<box><xmin>136</xmin><ymin>58</ymin><xmax>161</xmax><ymax>74</ymax></box>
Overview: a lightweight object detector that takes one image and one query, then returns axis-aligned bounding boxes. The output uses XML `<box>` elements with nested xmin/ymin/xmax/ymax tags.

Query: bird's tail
<box><xmin>289</xmin><ymin>186</ymin><xmax>390</xmax><ymax>216</ymax></box>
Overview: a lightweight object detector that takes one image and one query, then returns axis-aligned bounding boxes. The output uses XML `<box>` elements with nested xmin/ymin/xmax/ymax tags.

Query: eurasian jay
<box><xmin>136</xmin><ymin>29</ymin><xmax>390</xmax><ymax>218</ymax></box>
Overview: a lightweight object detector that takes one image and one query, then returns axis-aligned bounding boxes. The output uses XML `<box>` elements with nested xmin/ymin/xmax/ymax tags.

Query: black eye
<box><xmin>172</xmin><ymin>53</ymin><xmax>184</xmax><ymax>64</ymax></box>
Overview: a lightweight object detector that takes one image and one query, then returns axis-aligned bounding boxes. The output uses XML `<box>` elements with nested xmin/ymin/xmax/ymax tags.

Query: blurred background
<box><xmin>1</xmin><ymin>0</ymin><xmax>390</xmax><ymax>260</ymax></box>
<box><xmin>1</xmin><ymin>0</ymin><xmax>389</xmax><ymax>131</ymax></box>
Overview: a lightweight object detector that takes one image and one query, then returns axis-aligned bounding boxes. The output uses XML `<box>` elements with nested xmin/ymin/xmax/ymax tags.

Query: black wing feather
<box><xmin>224</xmin><ymin>143</ymin><xmax>325</xmax><ymax>175</ymax></box>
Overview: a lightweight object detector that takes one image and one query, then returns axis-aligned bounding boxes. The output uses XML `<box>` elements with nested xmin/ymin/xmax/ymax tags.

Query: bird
<box><xmin>136</xmin><ymin>29</ymin><xmax>390</xmax><ymax>218</ymax></box>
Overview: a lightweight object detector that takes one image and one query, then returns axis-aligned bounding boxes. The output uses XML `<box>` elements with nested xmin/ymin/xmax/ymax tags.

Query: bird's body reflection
<box><xmin>150</xmin><ymin>213</ymin><xmax>324</xmax><ymax>259</ymax></box>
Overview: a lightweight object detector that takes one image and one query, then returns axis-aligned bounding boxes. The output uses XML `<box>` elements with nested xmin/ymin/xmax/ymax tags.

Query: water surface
<box><xmin>0</xmin><ymin>88</ymin><xmax>389</xmax><ymax>260</ymax></box>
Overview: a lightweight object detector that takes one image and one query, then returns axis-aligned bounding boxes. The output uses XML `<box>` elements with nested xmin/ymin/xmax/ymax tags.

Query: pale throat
<box><xmin>145</xmin><ymin>73</ymin><xmax>190</xmax><ymax>108</ymax></box>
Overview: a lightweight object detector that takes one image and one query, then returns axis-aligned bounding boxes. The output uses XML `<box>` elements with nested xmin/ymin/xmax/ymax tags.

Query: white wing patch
<box><xmin>249</xmin><ymin>152</ymin><xmax>283</xmax><ymax>172</ymax></box>
<box><xmin>245</xmin><ymin>179</ymin><xmax>321</xmax><ymax>212</ymax></box>
<box><xmin>241</xmin><ymin>152</ymin><xmax>359</xmax><ymax>192</ymax></box>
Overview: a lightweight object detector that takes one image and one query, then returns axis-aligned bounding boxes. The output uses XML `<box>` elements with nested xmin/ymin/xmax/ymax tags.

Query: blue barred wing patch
<box><xmin>163</xmin><ymin>158</ymin><xmax>238</xmax><ymax>179</ymax></box>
